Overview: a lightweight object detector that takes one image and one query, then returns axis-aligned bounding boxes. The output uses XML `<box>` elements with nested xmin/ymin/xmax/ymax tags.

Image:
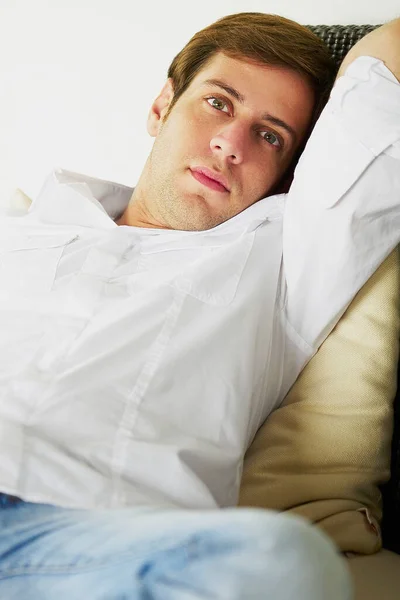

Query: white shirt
<box><xmin>1</xmin><ymin>56</ymin><xmax>400</xmax><ymax>510</ymax></box>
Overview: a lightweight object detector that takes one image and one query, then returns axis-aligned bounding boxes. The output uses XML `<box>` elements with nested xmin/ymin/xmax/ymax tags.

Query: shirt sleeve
<box><xmin>282</xmin><ymin>55</ymin><xmax>400</xmax><ymax>351</ymax></box>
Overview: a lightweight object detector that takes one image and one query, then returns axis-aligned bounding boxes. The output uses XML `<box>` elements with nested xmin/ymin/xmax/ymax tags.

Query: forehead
<box><xmin>187</xmin><ymin>52</ymin><xmax>315</xmax><ymax>139</ymax></box>
<box><xmin>191</xmin><ymin>51</ymin><xmax>312</xmax><ymax>97</ymax></box>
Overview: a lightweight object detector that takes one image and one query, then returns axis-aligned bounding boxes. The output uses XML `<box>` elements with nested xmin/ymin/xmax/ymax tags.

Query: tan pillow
<box><xmin>239</xmin><ymin>248</ymin><xmax>400</xmax><ymax>555</ymax></box>
<box><xmin>9</xmin><ymin>188</ymin><xmax>32</xmax><ymax>213</ymax></box>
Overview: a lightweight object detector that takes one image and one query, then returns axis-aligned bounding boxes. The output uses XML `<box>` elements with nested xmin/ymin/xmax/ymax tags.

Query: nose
<box><xmin>210</xmin><ymin>123</ymin><xmax>245</xmax><ymax>164</ymax></box>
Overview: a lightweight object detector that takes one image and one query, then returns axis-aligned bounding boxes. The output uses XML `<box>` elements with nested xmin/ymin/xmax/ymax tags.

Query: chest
<box><xmin>0</xmin><ymin>219</ymin><xmax>284</xmax><ymax>447</ymax></box>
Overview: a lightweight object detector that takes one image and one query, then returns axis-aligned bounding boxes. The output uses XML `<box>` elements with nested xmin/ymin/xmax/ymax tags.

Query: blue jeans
<box><xmin>0</xmin><ymin>493</ymin><xmax>352</xmax><ymax>599</ymax></box>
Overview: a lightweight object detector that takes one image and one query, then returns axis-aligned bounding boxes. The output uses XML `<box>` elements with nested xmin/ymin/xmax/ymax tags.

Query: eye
<box><xmin>261</xmin><ymin>131</ymin><xmax>282</xmax><ymax>148</ymax></box>
<box><xmin>206</xmin><ymin>97</ymin><xmax>230</xmax><ymax>113</ymax></box>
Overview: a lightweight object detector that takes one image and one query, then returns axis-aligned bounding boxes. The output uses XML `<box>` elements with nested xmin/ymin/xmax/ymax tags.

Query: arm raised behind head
<box><xmin>338</xmin><ymin>18</ymin><xmax>400</xmax><ymax>80</ymax></box>
<box><xmin>282</xmin><ymin>18</ymin><xmax>400</xmax><ymax>352</ymax></box>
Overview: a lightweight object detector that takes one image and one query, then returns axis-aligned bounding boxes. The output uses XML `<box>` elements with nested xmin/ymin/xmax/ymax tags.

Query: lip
<box><xmin>190</xmin><ymin>167</ymin><xmax>230</xmax><ymax>193</ymax></box>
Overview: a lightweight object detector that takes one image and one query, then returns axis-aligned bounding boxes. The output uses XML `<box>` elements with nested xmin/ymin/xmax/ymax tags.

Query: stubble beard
<box><xmin>147</xmin><ymin>154</ymin><xmax>229</xmax><ymax>232</ymax></box>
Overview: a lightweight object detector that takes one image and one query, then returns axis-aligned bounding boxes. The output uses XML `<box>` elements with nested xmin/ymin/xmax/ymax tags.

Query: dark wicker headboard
<box><xmin>307</xmin><ymin>25</ymin><xmax>379</xmax><ymax>67</ymax></box>
<box><xmin>307</xmin><ymin>23</ymin><xmax>400</xmax><ymax>555</ymax></box>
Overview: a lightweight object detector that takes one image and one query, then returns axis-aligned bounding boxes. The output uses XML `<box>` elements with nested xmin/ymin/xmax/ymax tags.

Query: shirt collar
<box><xmin>29</xmin><ymin>167</ymin><xmax>284</xmax><ymax>234</ymax></box>
<box><xmin>29</xmin><ymin>167</ymin><xmax>132</xmax><ymax>230</ymax></box>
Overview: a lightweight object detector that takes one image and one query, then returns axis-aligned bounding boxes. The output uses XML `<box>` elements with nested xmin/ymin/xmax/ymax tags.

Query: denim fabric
<box><xmin>0</xmin><ymin>494</ymin><xmax>353</xmax><ymax>599</ymax></box>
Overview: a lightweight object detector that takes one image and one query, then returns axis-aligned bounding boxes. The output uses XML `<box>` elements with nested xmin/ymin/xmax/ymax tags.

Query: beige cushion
<box><xmin>239</xmin><ymin>249</ymin><xmax>400</xmax><ymax>554</ymax></box>
<box><xmin>9</xmin><ymin>188</ymin><xmax>32</xmax><ymax>212</ymax></box>
<box><xmin>347</xmin><ymin>549</ymin><xmax>400</xmax><ymax>600</ymax></box>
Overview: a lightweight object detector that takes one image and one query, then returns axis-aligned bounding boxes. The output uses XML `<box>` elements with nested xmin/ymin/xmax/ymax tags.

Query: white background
<box><xmin>0</xmin><ymin>0</ymin><xmax>399</xmax><ymax>207</ymax></box>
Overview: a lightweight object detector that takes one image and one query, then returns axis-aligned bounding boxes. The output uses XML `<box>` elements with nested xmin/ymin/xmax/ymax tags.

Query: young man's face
<box><xmin>137</xmin><ymin>52</ymin><xmax>315</xmax><ymax>231</ymax></box>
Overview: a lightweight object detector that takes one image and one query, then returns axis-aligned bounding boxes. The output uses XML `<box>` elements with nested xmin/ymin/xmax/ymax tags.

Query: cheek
<box><xmin>245</xmin><ymin>157</ymin><xmax>279</xmax><ymax>195</ymax></box>
<box><xmin>162</xmin><ymin>112</ymin><xmax>212</xmax><ymax>159</ymax></box>
<box><xmin>238</xmin><ymin>153</ymin><xmax>287</xmax><ymax>207</ymax></box>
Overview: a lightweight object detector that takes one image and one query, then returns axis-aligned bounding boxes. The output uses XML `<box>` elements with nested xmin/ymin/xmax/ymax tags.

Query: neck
<box><xmin>117</xmin><ymin>156</ymin><xmax>174</xmax><ymax>229</ymax></box>
<box><xmin>116</xmin><ymin>181</ymin><xmax>170</xmax><ymax>230</ymax></box>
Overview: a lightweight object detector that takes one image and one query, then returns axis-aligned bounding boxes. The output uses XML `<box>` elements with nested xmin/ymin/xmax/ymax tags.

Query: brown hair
<box><xmin>166</xmin><ymin>12</ymin><xmax>336</xmax><ymax>124</ymax></box>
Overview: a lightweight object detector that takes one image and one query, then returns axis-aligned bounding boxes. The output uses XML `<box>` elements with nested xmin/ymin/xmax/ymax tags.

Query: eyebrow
<box><xmin>203</xmin><ymin>78</ymin><xmax>298</xmax><ymax>145</ymax></box>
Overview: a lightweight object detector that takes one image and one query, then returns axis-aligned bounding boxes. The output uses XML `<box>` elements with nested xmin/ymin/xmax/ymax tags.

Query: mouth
<box><xmin>190</xmin><ymin>167</ymin><xmax>230</xmax><ymax>193</ymax></box>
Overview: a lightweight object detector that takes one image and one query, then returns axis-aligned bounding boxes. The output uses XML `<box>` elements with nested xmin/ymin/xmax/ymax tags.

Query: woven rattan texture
<box><xmin>306</xmin><ymin>23</ymin><xmax>400</xmax><ymax>555</ymax></box>
<box><xmin>307</xmin><ymin>25</ymin><xmax>379</xmax><ymax>67</ymax></box>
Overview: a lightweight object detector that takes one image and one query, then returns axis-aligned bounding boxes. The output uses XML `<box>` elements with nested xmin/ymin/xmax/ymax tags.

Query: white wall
<box><xmin>0</xmin><ymin>0</ymin><xmax>399</xmax><ymax>207</ymax></box>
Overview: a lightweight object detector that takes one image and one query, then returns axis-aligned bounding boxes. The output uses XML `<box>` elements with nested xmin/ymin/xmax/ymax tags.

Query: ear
<box><xmin>147</xmin><ymin>78</ymin><xmax>174</xmax><ymax>137</ymax></box>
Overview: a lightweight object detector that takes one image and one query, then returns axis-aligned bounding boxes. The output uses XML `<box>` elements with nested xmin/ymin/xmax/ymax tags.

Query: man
<box><xmin>0</xmin><ymin>12</ymin><xmax>399</xmax><ymax>599</ymax></box>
